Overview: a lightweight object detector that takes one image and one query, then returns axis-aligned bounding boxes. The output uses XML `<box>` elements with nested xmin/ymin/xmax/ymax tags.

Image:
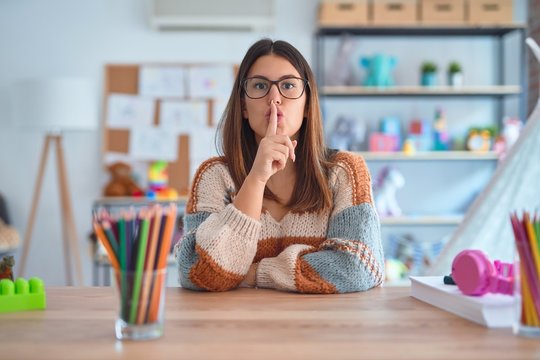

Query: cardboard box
<box><xmin>420</xmin><ymin>0</ymin><xmax>466</xmax><ymax>24</ymax></box>
<box><xmin>319</xmin><ymin>0</ymin><xmax>369</xmax><ymax>26</ymax></box>
<box><xmin>467</xmin><ymin>0</ymin><xmax>513</xmax><ymax>24</ymax></box>
<box><xmin>372</xmin><ymin>0</ymin><xmax>418</xmax><ymax>25</ymax></box>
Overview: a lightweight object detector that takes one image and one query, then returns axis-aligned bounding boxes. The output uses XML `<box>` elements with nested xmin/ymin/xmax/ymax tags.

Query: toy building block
<box><xmin>0</xmin><ymin>277</ymin><xmax>46</xmax><ymax>313</ymax></box>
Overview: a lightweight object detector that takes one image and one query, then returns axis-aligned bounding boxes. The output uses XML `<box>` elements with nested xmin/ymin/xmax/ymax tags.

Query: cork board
<box><xmin>102</xmin><ymin>63</ymin><xmax>233</xmax><ymax>196</ymax></box>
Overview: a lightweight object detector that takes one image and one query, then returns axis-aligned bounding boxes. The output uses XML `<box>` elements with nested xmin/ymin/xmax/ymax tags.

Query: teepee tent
<box><xmin>428</xmin><ymin>38</ymin><xmax>540</xmax><ymax>275</ymax></box>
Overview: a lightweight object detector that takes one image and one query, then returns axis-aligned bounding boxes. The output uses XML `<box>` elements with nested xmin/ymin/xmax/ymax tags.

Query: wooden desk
<box><xmin>1</xmin><ymin>287</ymin><xmax>538</xmax><ymax>359</ymax></box>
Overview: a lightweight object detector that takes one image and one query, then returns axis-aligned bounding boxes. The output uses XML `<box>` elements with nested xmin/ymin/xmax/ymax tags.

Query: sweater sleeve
<box><xmin>175</xmin><ymin>158</ymin><xmax>261</xmax><ymax>291</ymax></box>
<box><xmin>255</xmin><ymin>152</ymin><xmax>384</xmax><ymax>294</ymax></box>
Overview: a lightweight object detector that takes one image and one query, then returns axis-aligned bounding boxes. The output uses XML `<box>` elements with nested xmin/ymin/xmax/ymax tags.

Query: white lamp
<box><xmin>12</xmin><ymin>78</ymin><xmax>97</xmax><ymax>285</ymax></box>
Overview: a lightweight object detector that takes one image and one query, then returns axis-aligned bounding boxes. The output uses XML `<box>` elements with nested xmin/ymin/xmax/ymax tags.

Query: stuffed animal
<box><xmin>103</xmin><ymin>162</ymin><xmax>144</xmax><ymax>197</ymax></box>
<box><xmin>0</xmin><ymin>219</ymin><xmax>20</xmax><ymax>252</ymax></box>
<box><xmin>494</xmin><ymin>117</ymin><xmax>522</xmax><ymax>160</ymax></box>
<box><xmin>360</xmin><ymin>54</ymin><xmax>397</xmax><ymax>88</ymax></box>
<box><xmin>0</xmin><ymin>255</ymin><xmax>15</xmax><ymax>281</ymax></box>
<box><xmin>374</xmin><ymin>167</ymin><xmax>405</xmax><ymax>217</ymax></box>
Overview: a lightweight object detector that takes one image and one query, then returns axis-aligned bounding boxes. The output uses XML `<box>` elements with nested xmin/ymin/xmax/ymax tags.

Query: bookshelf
<box><xmin>314</xmin><ymin>23</ymin><xmax>527</xmax><ymax>280</ymax></box>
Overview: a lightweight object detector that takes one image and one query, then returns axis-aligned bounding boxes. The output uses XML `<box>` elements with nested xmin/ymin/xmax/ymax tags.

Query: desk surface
<box><xmin>1</xmin><ymin>287</ymin><xmax>538</xmax><ymax>359</ymax></box>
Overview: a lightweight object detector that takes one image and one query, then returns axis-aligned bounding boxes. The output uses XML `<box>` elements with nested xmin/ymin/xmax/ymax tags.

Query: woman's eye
<box><xmin>281</xmin><ymin>81</ymin><xmax>296</xmax><ymax>90</ymax></box>
<box><xmin>254</xmin><ymin>82</ymin><xmax>268</xmax><ymax>90</ymax></box>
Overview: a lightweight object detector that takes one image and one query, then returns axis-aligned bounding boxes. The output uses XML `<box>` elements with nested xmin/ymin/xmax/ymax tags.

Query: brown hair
<box><xmin>217</xmin><ymin>39</ymin><xmax>336</xmax><ymax>212</ymax></box>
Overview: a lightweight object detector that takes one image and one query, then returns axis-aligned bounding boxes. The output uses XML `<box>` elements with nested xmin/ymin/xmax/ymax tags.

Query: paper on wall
<box><xmin>188</xmin><ymin>65</ymin><xmax>235</xmax><ymax>99</ymax></box>
<box><xmin>107</xmin><ymin>94</ymin><xmax>155</xmax><ymax>129</ymax></box>
<box><xmin>129</xmin><ymin>125</ymin><xmax>178</xmax><ymax>161</ymax></box>
<box><xmin>139</xmin><ymin>66</ymin><xmax>186</xmax><ymax>98</ymax></box>
<box><xmin>160</xmin><ymin>100</ymin><xmax>208</xmax><ymax>133</ymax></box>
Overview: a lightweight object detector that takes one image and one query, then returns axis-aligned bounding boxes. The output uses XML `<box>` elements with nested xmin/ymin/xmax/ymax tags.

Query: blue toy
<box><xmin>360</xmin><ymin>54</ymin><xmax>397</xmax><ymax>88</ymax></box>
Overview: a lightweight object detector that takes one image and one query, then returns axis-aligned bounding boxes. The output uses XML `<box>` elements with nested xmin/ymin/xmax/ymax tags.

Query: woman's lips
<box><xmin>265</xmin><ymin>109</ymin><xmax>284</xmax><ymax>121</ymax></box>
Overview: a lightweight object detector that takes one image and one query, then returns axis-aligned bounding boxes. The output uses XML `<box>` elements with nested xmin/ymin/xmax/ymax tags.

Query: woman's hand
<box><xmin>240</xmin><ymin>263</ymin><xmax>259</xmax><ymax>288</ymax></box>
<box><xmin>249</xmin><ymin>101</ymin><xmax>297</xmax><ymax>184</ymax></box>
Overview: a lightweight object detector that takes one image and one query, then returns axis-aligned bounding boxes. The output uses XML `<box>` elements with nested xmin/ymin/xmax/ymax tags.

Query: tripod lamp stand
<box><xmin>12</xmin><ymin>78</ymin><xmax>97</xmax><ymax>285</ymax></box>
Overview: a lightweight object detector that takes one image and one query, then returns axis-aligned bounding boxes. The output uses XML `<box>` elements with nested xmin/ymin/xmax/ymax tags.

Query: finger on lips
<box><xmin>265</xmin><ymin>101</ymin><xmax>295</xmax><ymax>162</ymax></box>
<box><xmin>265</xmin><ymin>101</ymin><xmax>278</xmax><ymax>137</ymax></box>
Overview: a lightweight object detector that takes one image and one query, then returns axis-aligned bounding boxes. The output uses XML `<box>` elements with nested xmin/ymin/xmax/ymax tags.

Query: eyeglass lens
<box><xmin>244</xmin><ymin>77</ymin><xmax>306</xmax><ymax>99</ymax></box>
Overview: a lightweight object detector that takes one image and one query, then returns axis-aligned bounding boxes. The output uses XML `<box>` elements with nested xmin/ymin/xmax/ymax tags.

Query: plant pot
<box><xmin>448</xmin><ymin>72</ymin><xmax>463</xmax><ymax>87</ymax></box>
<box><xmin>421</xmin><ymin>72</ymin><xmax>437</xmax><ymax>86</ymax></box>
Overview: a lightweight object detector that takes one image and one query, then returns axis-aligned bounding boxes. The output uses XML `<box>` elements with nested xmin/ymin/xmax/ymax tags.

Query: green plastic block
<box><xmin>0</xmin><ymin>277</ymin><xmax>46</xmax><ymax>313</ymax></box>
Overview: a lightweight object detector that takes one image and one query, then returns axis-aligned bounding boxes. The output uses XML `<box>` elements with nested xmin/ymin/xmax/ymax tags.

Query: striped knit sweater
<box><xmin>175</xmin><ymin>151</ymin><xmax>384</xmax><ymax>293</ymax></box>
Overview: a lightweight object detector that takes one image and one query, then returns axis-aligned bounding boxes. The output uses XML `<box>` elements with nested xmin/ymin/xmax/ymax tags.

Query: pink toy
<box><xmin>451</xmin><ymin>249</ymin><xmax>514</xmax><ymax>296</ymax></box>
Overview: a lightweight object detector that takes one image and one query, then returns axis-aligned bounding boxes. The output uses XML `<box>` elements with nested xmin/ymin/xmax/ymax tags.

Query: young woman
<box><xmin>175</xmin><ymin>39</ymin><xmax>384</xmax><ymax>293</ymax></box>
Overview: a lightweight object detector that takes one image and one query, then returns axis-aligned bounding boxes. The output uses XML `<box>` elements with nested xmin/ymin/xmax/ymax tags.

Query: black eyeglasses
<box><xmin>242</xmin><ymin>76</ymin><xmax>308</xmax><ymax>99</ymax></box>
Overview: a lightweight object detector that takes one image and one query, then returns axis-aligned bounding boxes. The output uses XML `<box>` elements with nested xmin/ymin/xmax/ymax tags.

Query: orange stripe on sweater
<box><xmin>334</xmin><ymin>152</ymin><xmax>372</xmax><ymax>206</ymax></box>
<box><xmin>189</xmin><ymin>245</ymin><xmax>244</xmax><ymax>291</ymax></box>
<box><xmin>186</xmin><ymin>157</ymin><xmax>226</xmax><ymax>214</ymax></box>
<box><xmin>253</xmin><ymin>236</ymin><xmax>326</xmax><ymax>263</ymax></box>
<box><xmin>295</xmin><ymin>248</ymin><xmax>338</xmax><ymax>294</ymax></box>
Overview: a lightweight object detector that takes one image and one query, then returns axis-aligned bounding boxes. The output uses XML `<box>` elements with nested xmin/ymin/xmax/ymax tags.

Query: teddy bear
<box><xmin>0</xmin><ymin>255</ymin><xmax>15</xmax><ymax>280</ymax></box>
<box><xmin>103</xmin><ymin>162</ymin><xmax>144</xmax><ymax>197</ymax></box>
<box><xmin>0</xmin><ymin>219</ymin><xmax>20</xmax><ymax>253</ymax></box>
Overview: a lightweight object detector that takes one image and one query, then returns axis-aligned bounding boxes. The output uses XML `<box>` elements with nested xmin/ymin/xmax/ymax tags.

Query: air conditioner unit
<box><xmin>147</xmin><ymin>0</ymin><xmax>275</xmax><ymax>31</ymax></box>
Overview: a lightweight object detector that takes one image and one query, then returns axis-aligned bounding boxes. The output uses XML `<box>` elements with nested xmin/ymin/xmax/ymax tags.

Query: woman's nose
<box><xmin>267</xmin><ymin>84</ymin><xmax>282</xmax><ymax>104</ymax></box>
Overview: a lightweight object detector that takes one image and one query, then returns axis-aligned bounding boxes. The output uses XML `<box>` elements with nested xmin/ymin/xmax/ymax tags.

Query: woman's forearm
<box><xmin>232</xmin><ymin>173</ymin><xmax>266</xmax><ymax>220</ymax></box>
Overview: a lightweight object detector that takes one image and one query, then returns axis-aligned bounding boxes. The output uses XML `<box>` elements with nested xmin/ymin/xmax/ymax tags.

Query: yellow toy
<box><xmin>466</xmin><ymin>128</ymin><xmax>492</xmax><ymax>152</ymax></box>
<box><xmin>147</xmin><ymin>161</ymin><xmax>178</xmax><ymax>200</ymax></box>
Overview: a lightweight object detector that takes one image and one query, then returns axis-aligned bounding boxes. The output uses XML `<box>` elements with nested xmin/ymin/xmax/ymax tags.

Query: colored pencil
<box><xmin>148</xmin><ymin>204</ymin><xmax>177</xmax><ymax>322</ymax></box>
<box><xmin>137</xmin><ymin>206</ymin><xmax>162</xmax><ymax>324</ymax></box>
<box><xmin>129</xmin><ymin>211</ymin><xmax>150</xmax><ymax>324</ymax></box>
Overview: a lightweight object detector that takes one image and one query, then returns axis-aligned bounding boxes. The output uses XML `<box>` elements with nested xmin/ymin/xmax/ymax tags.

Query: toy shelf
<box><xmin>356</xmin><ymin>151</ymin><xmax>499</xmax><ymax>161</ymax></box>
<box><xmin>321</xmin><ymin>85</ymin><xmax>521</xmax><ymax>97</ymax></box>
<box><xmin>380</xmin><ymin>215</ymin><xmax>463</xmax><ymax>226</ymax></box>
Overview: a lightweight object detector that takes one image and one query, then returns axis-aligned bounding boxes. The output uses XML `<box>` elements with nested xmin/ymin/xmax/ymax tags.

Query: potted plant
<box><xmin>420</xmin><ymin>61</ymin><xmax>438</xmax><ymax>86</ymax></box>
<box><xmin>447</xmin><ymin>61</ymin><xmax>463</xmax><ymax>87</ymax></box>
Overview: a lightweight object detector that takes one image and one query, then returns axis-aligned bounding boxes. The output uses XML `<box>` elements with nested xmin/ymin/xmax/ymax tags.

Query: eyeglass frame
<box><xmin>241</xmin><ymin>76</ymin><xmax>309</xmax><ymax>99</ymax></box>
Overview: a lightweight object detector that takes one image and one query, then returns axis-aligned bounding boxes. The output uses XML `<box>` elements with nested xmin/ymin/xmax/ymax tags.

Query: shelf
<box><xmin>321</xmin><ymin>85</ymin><xmax>521</xmax><ymax>97</ymax></box>
<box><xmin>317</xmin><ymin>24</ymin><xmax>527</xmax><ymax>36</ymax></box>
<box><xmin>356</xmin><ymin>151</ymin><xmax>499</xmax><ymax>161</ymax></box>
<box><xmin>380</xmin><ymin>215</ymin><xmax>463</xmax><ymax>226</ymax></box>
<box><xmin>93</xmin><ymin>196</ymin><xmax>188</xmax><ymax>207</ymax></box>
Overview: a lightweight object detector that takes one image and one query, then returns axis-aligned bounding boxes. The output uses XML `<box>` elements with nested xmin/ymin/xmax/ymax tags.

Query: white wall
<box><xmin>0</xmin><ymin>0</ymin><xmax>316</xmax><ymax>285</ymax></box>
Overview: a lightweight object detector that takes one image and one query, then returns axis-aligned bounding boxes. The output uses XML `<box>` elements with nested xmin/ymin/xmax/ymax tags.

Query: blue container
<box><xmin>421</xmin><ymin>73</ymin><xmax>437</xmax><ymax>86</ymax></box>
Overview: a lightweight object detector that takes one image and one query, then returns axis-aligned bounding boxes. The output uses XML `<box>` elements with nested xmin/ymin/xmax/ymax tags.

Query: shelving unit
<box><xmin>356</xmin><ymin>150</ymin><xmax>499</xmax><ymax>161</ymax></box>
<box><xmin>314</xmin><ymin>24</ymin><xmax>527</xmax><ymax>279</ymax></box>
<box><xmin>380</xmin><ymin>215</ymin><xmax>463</xmax><ymax>226</ymax></box>
<box><xmin>321</xmin><ymin>85</ymin><xmax>521</xmax><ymax>97</ymax></box>
<box><xmin>315</xmin><ymin>24</ymin><xmax>528</xmax><ymax>121</ymax></box>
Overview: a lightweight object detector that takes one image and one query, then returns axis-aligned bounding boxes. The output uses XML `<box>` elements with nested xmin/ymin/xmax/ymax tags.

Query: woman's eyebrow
<box><xmin>250</xmin><ymin>74</ymin><xmax>300</xmax><ymax>80</ymax></box>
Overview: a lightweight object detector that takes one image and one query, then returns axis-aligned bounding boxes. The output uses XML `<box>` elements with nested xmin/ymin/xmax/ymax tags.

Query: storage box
<box><xmin>319</xmin><ymin>0</ymin><xmax>369</xmax><ymax>27</ymax></box>
<box><xmin>372</xmin><ymin>0</ymin><xmax>418</xmax><ymax>26</ymax></box>
<box><xmin>467</xmin><ymin>0</ymin><xmax>513</xmax><ymax>25</ymax></box>
<box><xmin>420</xmin><ymin>0</ymin><xmax>466</xmax><ymax>24</ymax></box>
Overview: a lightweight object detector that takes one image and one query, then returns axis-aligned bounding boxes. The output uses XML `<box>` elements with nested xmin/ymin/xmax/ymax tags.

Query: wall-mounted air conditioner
<box><xmin>147</xmin><ymin>0</ymin><xmax>275</xmax><ymax>31</ymax></box>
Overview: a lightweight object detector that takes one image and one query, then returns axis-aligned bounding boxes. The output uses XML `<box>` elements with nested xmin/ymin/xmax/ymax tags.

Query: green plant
<box><xmin>421</xmin><ymin>61</ymin><xmax>437</xmax><ymax>74</ymax></box>
<box><xmin>448</xmin><ymin>61</ymin><xmax>462</xmax><ymax>74</ymax></box>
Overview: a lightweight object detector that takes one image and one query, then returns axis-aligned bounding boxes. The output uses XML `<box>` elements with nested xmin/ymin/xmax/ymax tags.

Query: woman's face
<box><xmin>242</xmin><ymin>54</ymin><xmax>307</xmax><ymax>142</ymax></box>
